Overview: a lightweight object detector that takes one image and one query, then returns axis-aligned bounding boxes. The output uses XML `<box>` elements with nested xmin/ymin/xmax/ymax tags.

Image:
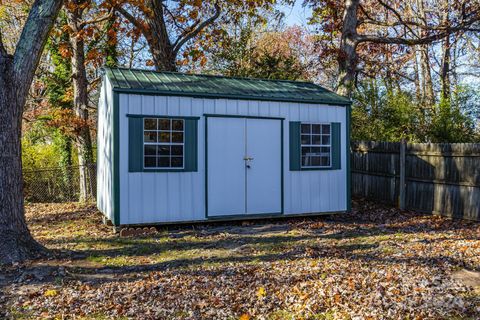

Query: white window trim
<box><xmin>300</xmin><ymin>122</ymin><xmax>332</xmax><ymax>169</ymax></box>
<box><xmin>143</xmin><ymin>118</ymin><xmax>185</xmax><ymax>169</ymax></box>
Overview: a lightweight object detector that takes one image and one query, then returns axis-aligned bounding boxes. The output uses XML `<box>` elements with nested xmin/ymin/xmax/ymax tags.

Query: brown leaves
<box><xmin>58</xmin><ymin>43</ymin><xmax>72</xmax><ymax>58</ymax></box>
<box><xmin>3</xmin><ymin>200</ymin><xmax>480</xmax><ymax>319</ymax></box>
<box><xmin>47</xmin><ymin>109</ymin><xmax>93</xmax><ymax>137</ymax></box>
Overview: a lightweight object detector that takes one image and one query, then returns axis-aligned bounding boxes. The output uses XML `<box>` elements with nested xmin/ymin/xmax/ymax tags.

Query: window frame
<box><xmin>143</xmin><ymin>117</ymin><xmax>185</xmax><ymax>170</ymax></box>
<box><xmin>300</xmin><ymin>122</ymin><xmax>332</xmax><ymax>169</ymax></box>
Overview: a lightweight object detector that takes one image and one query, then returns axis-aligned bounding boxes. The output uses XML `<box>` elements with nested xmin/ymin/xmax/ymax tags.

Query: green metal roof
<box><xmin>104</xmin><ymin>67</ymin><xmax>351</xmax><ymax>106</ymax></box>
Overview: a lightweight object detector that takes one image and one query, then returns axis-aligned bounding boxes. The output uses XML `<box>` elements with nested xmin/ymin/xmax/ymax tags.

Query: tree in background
<box><xmin>305</xmin><ymin>0</ymin><xmax>480</xmax><ymax>141</ymax></box>
<box><xmin>0</xmin><ymin>0</ymin><xmax>63</xmax><ymax>264</ymax></box>
<box><xmin>207</xmin><ymin>25</ymin><xmax>318</xmax><ymax>81</ymax></box>
<box><xmin>113</xmin><ymin>0</ymin><xmax>220</xmax><ymax>71</ymax></box>
<box><xmin>103</xmin><ymin>13</ymin><xmax>119</xmax><ymax>68</ymax></box>
<box><xmin>43</xmin><ymin>12</ymin><xmax>75</xmax><ymax>197</ymax></box>
<box><xmin>428</xmin><ymin>88</ymin><xmax>478</xmax><ymax>143</ymax></box>
<box><xmin>307</xmin><ymin>0</ymin><xmax>480</xmax><ymax>97</ymax></box>
<box><xmin>113</xmin><ymin>0</ymin><xmax>277</xmax><ymax>71</ymax></box>
<box><xmin>58</xmin><ymin>0</ymin><xmax>112</xmax><ymax>201</ymax></box>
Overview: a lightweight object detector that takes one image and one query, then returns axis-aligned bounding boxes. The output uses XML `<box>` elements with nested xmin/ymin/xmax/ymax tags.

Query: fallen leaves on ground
<box><xmin>0</xmin><ymin>200</ymin><xmax>479</xmax><ymax>319</ymax></box>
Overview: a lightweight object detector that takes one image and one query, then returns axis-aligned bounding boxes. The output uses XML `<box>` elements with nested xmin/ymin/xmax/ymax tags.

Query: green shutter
<box><xmin>289</xmin><ymin>121</ymin><xmax>301</xmax><ymax>171</ymax></box>
<box><xmin>128</xmin><ymin>117</ymin><xmax>143</xmax><ymax>172</ymax></box>
<box><xmin>128</xmin><ymin>116</ymin><xmax>198</xmax><ymax>172</ymax></box>
<box><xmin>331</xmin><ymin>122</ymin><xmax>341</xmax><ymax>170</ymax></box>
<box><xmin>184</xmin><ymin>118</ymin><xmax>198</xmax><ymax>172</ymax></box>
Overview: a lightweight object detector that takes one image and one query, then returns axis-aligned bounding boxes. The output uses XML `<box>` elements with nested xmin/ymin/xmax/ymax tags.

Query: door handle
<box><xmin>244</xmin><ymin>156</ymin><xmax>253</xmax><ymax>169</ymax></box>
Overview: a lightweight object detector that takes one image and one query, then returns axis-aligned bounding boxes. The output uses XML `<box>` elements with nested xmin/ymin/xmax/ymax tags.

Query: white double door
<box><xmin>207</xmin><ymin>117</ymin><xmax>282</xmax><ymax>216</ymax></box>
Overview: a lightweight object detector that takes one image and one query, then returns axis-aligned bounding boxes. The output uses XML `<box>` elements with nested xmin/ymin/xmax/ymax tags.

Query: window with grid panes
<box><xmin>143</xmin><ymin>118</ymin><xmax>184</xmax><ymax>168</ymax></box>
<box><xmin>300</xmin><ymin>123</ymin><xmax>331</xmax><ymax>168</ymax></box>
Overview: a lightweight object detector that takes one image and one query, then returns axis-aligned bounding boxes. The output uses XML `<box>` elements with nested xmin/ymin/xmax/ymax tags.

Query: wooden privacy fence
<box><xmin>351</xmin><ymin>141</ymin><xmax>480</xmax><ymax>221</ymax></box>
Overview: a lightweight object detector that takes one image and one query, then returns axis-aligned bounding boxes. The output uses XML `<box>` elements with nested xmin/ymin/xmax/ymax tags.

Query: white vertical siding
<box><xmin>96</xmin><ymin>77</ymin><xmax>114</xmax><ymax>220</ymax></box>
<box><xmin>118</xmin><ymin>94</ymin><xmax>347</xmax><ymax>224</ymax></box>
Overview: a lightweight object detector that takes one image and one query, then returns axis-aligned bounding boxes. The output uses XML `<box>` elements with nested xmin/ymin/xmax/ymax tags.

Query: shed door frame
<box><xmin>204</xmin><ymin>114</ymin><xmax>284</xmax><ymax>219</ymax></box>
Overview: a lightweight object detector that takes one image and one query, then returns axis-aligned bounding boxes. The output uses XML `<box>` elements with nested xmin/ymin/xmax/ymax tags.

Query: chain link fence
<box><xmin>23</xmin><ymin>164</ymin><xmax>97</xmax><ymax>203</ymax></box>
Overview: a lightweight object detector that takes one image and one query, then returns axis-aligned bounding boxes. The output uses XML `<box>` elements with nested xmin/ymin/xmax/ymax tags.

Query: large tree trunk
<box><xmin>69</xmin><ymin>17</ymin><xmax>94</xmax><ymax>202</ymax></box>
<box><xmin>148</xmin><ymin>40</ymin><xmax>177</xmax><ymax>72</ymax></box>
<box><xmin>0</xmin><ymin>0</ymin><xmax>63</xmax><ymax>264</ymax></box>
<box><xmin>336</xmin><ymin>0</ymin><xmax>360</xmax><ymax>97</ymax></box>
<box><xmin>117</xmin><ymin>0</ymin><xmax>220</xmax><ymax>72</ymax></box>
<box><xmin>0</xmin><ymin>55</ymin><xmax>44</xmax><ymax>264</ymax></box>
<box><xmin>145</xmin><ymin>0</ymin><xmax>177</xmax><ymax>71</ymax></box>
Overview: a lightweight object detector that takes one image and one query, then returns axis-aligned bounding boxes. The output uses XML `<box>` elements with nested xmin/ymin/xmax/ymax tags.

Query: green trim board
<box><xmin>346</xmin><ymin>105</ymin><xmax>352</xmax><ymax>212</ymax></box>
<box><xmin>106</xmin><ymin>67</ymin><xmax>352</xmax><ymax>106</ymax></box>
<box><xmin>112</xmin><ymin>88</ymin><xmax>352</xmax><ymax>106</ymax></box>
<box><xmin>114</xmin><ymin>210</ymin><xmax>346</xmax><ymax>228</ymax></box>
<box><xmin>128</xmin><ymin>117</ymin><xmax>143</xmax><ymax>172</ymax></box>
<box><xmin>331</xmin><ymin>122</ymin><xmax>341</xmax><ymax>169</ymax></box>
<box><xmin>112</xmin><ymin>91</ymin><xmax>120</xmax><ymax>226</ymax></box>
<box><xmin>204</xmin><ymin>116</ymin><xmax>208</xmax><ymax>219</ymax></box>
<box><xmin>204</xmin><ymin>114</ymin><xmax>285</xmax><ymax>218</ymax></box>
<box><xmin>289</xmin><ymin>122</ymin><xmax>301</xmax><ymax>170</ymax></box>
<box><xmin>184</xmin><ymin>118</ymin><xmax>198</xmax><ymax>171</ymax></box>
<box><xmin>280</xmin><ymin>120</ymin><xmax>284</xmax><ymax>214</ymax></box>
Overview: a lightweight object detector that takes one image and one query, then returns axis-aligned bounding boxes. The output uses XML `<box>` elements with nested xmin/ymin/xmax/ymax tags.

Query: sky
<box><xmin>280</xmin><ymin>1</ymin><xmax>313</xmax><ymax>27</ymax></box>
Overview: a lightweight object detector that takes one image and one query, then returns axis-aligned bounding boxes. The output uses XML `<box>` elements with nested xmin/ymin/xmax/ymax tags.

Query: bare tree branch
<box><xmin>377</xmin><ymin>0</ymin><xmax>419</xmax><ymax>39</ymax></box>
<box><xmin>115</xmin><ymin>5</ymin><xmax>147</xmax><ymax>34</ymax></box>
<box><xmin>172</xmin><ymin>3</ymin><xmax>221</xmax><ymax>55</ymax></box>
<box><xmin>162</xmin><ymin>4</ymin><xmax>187</xmax><ymax>33</ymax></box>
<box><xmin>80</xmin><ymin>8</ymin><xmax>114</xmax><ymax>29</ymax></box>
<box><xmin>357</xmin><ymin>15</ymin><xmax>480</xmax><ymax>45</ymax></box>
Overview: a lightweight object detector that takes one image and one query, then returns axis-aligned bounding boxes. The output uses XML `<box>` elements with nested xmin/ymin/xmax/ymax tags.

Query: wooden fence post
<box><xmin>399</xmin><ymin>139</ymin><xmax>406</xmax><ymax>210</ymax></box>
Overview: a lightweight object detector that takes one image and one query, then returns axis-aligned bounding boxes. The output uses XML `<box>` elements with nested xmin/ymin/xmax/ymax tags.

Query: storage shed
<box><xmin>97</xmin><ymin>67</ymin><xmax>352</xmax><ymax>227</ymax></box>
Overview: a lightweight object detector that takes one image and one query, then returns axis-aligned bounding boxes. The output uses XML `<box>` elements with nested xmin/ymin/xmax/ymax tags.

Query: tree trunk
<box><xmin>0</xmin><ymin>0</ymin><xmax>62</xmax><ymax>265</ymax></box>
<box><xmin>145</xmin><ymin>0</ymin><xmax>177</xmax><ymax>71</ymax></box>
<box><xmin>419</xmin><ymin>45</ymin><xmax>435</xmax><ymax>107</ymax></box>
<box><xmin>336</xmin><ymin>0</ymin><xmax>360</xmax><ymax>97</ymax></box>
<box><xmin>58</xmin><ymin>134</ymin><xmax>74</xmax><ymax>201</ymax></box>
<box><xmin>69</xmin><ymin>10</ymin><xmax>94</xmax><ymax>202</ymax></box>
<box><xmin>440</xmin><ymin>2</ymin><xmax>451</xmax><ymax>101</ymax></box>
<box><xmin>149</xmin><ymin>40</ymin><xmax>177</xmax><ymax>72</ymax></box>
<box><xmin>417</xmin><ymin>0</ymin><xmax>435</xmax><ymax>109</ymax></box>
<box><xmin>0</xmin><ymin>55</ymin><xmax>44</xmax><ymax>264</ymax></box>
<box><xmin>413</xmin><ymin>48</ymin><xmax>422</xmax><ymax>103</ymax></box>
<box><xmin>440</xmin><ymin>36</ymin><xmax>451</xmax><ymax>100</ymax></box>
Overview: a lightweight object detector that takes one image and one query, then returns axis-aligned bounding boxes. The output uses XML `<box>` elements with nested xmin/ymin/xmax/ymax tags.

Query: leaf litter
<box><xmin>0</xmin><ymin>200</ymin><xmax>479</xmax><ymax>319</ymax></box>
